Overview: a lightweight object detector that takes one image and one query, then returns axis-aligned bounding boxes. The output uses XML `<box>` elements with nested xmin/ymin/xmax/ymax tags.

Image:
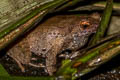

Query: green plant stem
<box><xmin>0</xmin><ymin>64</ymin><xmax>10</xmax><ymax>77</ymax></box>
<box><xmin>75</xmin><ymin>39</ymin><xmax>120</xmax><ymax>78</ymax></box>
<box><xmin>68</xmin><ymin>2</ymin><xmax>120</xmax><ymax>13</ymax></box>
<box><xmin>89</xmin><ymin>0</ymin><xmax>113</xmax><ymax>46</ymax></box>
<box><xmin>55</xmin><ymin>0</ymin><xmax>84</xmax><ymax>11</ymax></box>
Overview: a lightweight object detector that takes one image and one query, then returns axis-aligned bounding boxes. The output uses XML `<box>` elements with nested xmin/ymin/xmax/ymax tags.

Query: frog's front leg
<box><xmin>46</xmin><ymin>50</ymin><xmax>57</xmax><ymax>76</ymax></box>
<box><xmin>46</xmin><ymin>38</ymin><xmax>64</xmax><ymax>76</ymax></box>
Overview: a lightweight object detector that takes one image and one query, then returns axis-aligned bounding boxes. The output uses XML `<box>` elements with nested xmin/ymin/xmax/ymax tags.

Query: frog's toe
<box><xmin>46</xmin><ymin>66</ymin><xmax>56</xmax><ymax>76</ymax></box>
<box><xmin>29</xmin><ymin>63</ymin><xmax>45</xmax><ymax>68</ymax></box>
<box><xmin>59</xmin><ymin>51</ymin><xmax>72</xmax><ymax>59</ymax></box>
<box><xmin>31</xmin><ymin>58</ymin><xmax>38</xmax><ymax>61</ymax></box>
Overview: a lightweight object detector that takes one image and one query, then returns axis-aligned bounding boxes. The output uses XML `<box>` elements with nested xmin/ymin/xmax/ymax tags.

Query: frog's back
<box><xmin>27</xmin><ymin>15</ymin><xmax>78</xmax><ymax>56</ymax></box>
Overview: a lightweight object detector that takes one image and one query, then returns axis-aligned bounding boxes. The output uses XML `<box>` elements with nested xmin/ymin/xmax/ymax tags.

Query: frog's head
<box><xmin>69</xmin><ymin>14</ymin><xmax>100</xmax><ymax>50</ymax></box>
<box><xmin>77</xmin><ymin>13</ymin><xmax>100</xmax><ymax>36</ymax></box>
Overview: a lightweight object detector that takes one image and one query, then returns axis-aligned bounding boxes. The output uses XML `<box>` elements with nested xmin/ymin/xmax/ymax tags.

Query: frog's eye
<box><xmin>80</xmin><ymin>21</ymin><xmax>90</xmax><ymax>29</ymax></box>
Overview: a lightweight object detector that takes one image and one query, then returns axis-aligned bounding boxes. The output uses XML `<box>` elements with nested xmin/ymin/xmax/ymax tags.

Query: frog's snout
<box><xmin>88</xmin><ymin>24</ymin><xmax>99</xmax><ymax>34</ymax></box>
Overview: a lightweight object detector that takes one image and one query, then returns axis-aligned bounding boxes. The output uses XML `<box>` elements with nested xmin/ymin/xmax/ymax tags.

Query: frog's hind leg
<box><xmin>7</xmin><ymin>49</ymin><xmax>25</xmax><ymax>72</ymax></box>
<box><xmin>7</xmin><ymin>38</ymin><xmax>31</xmax><ymax>72</ymax></box>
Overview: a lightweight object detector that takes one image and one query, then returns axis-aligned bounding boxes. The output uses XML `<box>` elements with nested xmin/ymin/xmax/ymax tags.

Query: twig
<box><xmin>89</xmin><ymin>0</ymin><xmax>113</xmax><ymax>46</ymax></box>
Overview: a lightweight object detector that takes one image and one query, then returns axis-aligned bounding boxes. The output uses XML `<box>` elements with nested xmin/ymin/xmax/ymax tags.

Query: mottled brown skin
<box><xmin>7</xmin><ymin>14</ymin><xmax>100</xmax><ymax>75</ymax></box>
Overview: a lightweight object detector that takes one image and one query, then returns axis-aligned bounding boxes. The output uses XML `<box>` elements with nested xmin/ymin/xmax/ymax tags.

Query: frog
<box><xmin>7</xmin><ymin>13</ymin><xmax>100</xmax><ymax>76</ymax></box>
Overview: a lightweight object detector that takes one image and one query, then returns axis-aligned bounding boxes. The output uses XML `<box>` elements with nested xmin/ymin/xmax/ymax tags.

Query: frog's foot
<box><xmin>29</xmin><ymin>63</ymin><xmax>45</xmax><ymax>68</ymax></box>
<box><xmin>59</xmin><ymin>51</ymin><xmax>72</xmax><ymax>59</ymax></box>
<box><xmin>46</xmin><ymin>66</ymin><xmax>56</xmax><ymax>76</ymax></box>
<box><xmin>69</xmin><ymin>51</ymin><xmax>80</xmax><ymax>59</ymax></box>
<box><xmin>13</xmin><ymin>58</ymin><xmax>25</xmax><ymax>72</ymax></box>
<box><xmin>31</xmin><ymin>58</ymin><xmax>38</xmax><ymax>61</ymax></box>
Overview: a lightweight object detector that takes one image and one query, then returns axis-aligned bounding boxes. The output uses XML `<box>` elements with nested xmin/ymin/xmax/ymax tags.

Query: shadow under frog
<box><xmin>7</xmin><ymin>13</ymin><xmax>100</xmax><ymax>76</ymax></box>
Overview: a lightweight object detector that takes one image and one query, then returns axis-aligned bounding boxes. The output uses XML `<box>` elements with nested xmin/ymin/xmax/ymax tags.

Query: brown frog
<box><xmin>7</xmin><ymin>14</ymin><xmax>100</xmax><ymax>75</ymax></box>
